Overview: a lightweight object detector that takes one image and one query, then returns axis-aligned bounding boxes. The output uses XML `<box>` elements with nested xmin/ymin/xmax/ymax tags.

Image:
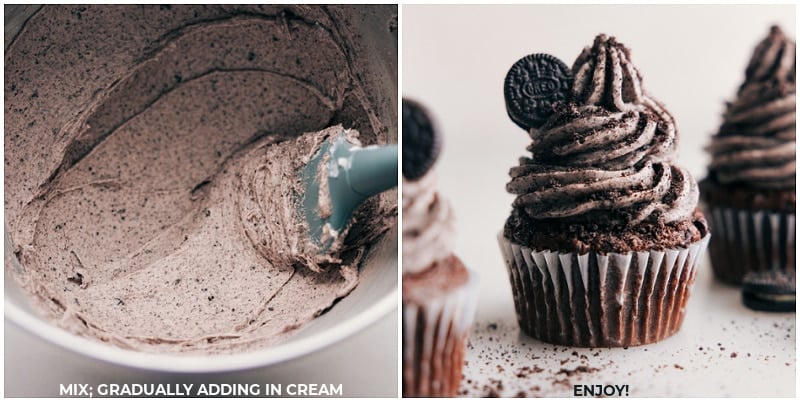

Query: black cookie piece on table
<box><xmin>402</xmin><ymin>98</ymin><xmax>442</xmax><ymax>181</ymax></box>
<box><xmin>504</xmin><ymin>53</ymin><xmax>573</xmax><ymax>131</ymax></box>
<box><xmin>741</xmin><ymin>269</ymin><xmax>796</xmax><ymax>312</ymax></box>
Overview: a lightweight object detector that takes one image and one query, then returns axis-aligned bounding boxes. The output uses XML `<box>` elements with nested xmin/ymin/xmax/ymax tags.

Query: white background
<box><xmin>404</xmin><ymin>4</ymin><xmax>795</xmax><ymax>397</ymax></box>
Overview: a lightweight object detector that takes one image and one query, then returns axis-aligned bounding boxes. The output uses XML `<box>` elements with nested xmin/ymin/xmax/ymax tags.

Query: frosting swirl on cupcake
<box><xmin>402</xmin><ymin>172</ymin><xmax>455</xmax><ymax>274</ymax></box>
<box><xmin>573</xmin><ymin>34</ymin><xmax>675</xmax><ymax>135</ymax></box>
<box><xmin>707</xmin><ymin>25</ymin><xmax>796</xmax><ymax>189</ymax></box>
<box><xmin>507</xmin><ymin>34</ymin><xmax>699</xmax><ymax>226</ymax></box>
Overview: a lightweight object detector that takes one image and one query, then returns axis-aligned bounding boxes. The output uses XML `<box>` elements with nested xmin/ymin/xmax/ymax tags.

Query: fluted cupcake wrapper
<box><xmin>498</xmin><ymin>232</ymin><xmax>710</xmax><ymax>347</ymax></box>
<box><xmin>707</xmin><ymin>206</ymin><xmax>796</xmax><ymax>284</ymax></box>
<box><xmin>402</xmin><ymin>270</ymin><xmax>479</xmax><ymax>398</ymax></box>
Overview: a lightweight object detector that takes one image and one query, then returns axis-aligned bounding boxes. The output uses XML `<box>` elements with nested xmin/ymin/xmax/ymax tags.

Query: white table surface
<box><xmin>458</xmin><ymin>261</ymin><xmax>795</xmax><ymax>397</ymax></box>
<box><xmin>4</xmin><ymin>309</ymin><xmax>397</xmax><ymax>398</ymax></box>
<box><xmin>403</xmin><ymin>4</ymin><xmax>797</xmax><ymax>398</ymax></box>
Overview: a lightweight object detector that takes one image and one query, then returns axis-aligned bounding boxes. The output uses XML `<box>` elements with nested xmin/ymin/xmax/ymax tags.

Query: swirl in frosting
<box><xmin>507</xmin><ymin>34</ymin><xmax>699</xmax><ymax>226</ymax></box>
<box><xmin>402</xmin><ymin>171</ymin><xmax>455</xmax><ymax>274</ymax></box>
<box><xmin>707</xmin><ymin>25</ymin><xmax>796</xmax><ymax>189</ymax></box>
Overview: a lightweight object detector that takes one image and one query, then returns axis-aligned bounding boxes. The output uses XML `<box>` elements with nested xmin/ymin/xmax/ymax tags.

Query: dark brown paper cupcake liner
<box><xmin>402</xmin><ymin>270</ymin><xmax>478</xmax><ymax>397</ymax></box>
<box><xmin>498</xmin><ymin>232</ymin><xmax>710</xmax><ymax>347</ymax></box>
<box><xmin>707</xmin><ymin>206</ymin><xmax>796</xmax><ymax>284</ymax></box>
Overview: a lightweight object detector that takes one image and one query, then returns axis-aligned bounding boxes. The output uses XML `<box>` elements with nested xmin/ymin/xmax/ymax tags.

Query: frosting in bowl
<box><xmin>5</xmin><ymin>5</ymin><xmax>397</xmax><ymax>354</ymax></box>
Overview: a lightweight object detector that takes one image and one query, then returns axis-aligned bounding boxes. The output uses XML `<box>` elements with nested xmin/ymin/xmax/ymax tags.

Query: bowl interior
<box><xmin>4</xmin><ymin>226</ymin><xmax>397</xmax><ymax>372</ymax></box>
<box><xmin>4</xmin><ymin>5</ymin><xmax>398</xmax><ymax>372</ymax></box>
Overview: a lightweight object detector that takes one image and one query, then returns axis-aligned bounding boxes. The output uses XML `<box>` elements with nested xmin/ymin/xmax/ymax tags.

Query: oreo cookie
<box><xmin>402</xmin><ymin>98</ymin><xmax>441</xmax><ymax>181</ymax></box>
<box><xmin>741</xmin><ymin>270</ymin><xmax>796</xmax><ymax>312</ymax></box>
<box><xmin>504</xmin><ymin>53</ymin><xmax>573</xmax><ymax>131</ymax></box>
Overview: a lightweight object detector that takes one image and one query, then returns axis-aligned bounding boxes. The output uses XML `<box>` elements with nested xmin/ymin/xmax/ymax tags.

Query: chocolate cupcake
<box><xmin>402</xmin><ymin>99</ymin><xmax>478</xmax><ymax>397</ymax></box>
<box><xmin>701</xmin><ymin>26</ymin><xmax>796</xmax><ymax>284</ymax></box>
<box><xmin>498</xmin><ymin>35</ymin><xmax>710</xmax><ymax>347</ymax></box>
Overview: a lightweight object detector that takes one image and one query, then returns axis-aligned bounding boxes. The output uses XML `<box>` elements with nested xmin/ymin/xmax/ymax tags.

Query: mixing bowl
<box><xmin>4</xmin><ymin>4</ymin><xmax>398</xmax><ymax>374</ymax></box>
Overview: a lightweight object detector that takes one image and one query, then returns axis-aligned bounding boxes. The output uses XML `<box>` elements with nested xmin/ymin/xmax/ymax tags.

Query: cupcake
<box><xmin>499</xmin><ymin>35</ymin><xmax>710</xmax><ymax>347</ymax></box>
<box><xmin>402</xmin><ymin>99</ymin><xmax>478</xmax><ymax>397</ymax></box>
<box><xmin>701</xmin><ymin>26</ymin><xmax>796</xmax><ymax>284</ymax></box>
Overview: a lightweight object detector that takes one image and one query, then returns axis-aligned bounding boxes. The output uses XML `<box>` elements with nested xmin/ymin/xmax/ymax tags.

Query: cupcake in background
<box><xmin>499</xmin><ymin>35</ymin><xmax>710</xmax><ymax>347</ymax></box>
<box><xmin>402</xmin><ymin>99</ymin><xmax>478</xmax><ymax>397</ymax></box>
<box><xmin>701</xmin><ymin>25</ymin><xmax>796</xmax><ymax>285</ymax></box>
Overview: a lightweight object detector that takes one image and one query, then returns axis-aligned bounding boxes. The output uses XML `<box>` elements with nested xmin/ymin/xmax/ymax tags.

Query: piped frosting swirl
<box><xmin>507</xmin><ymin>35</ymin><xmax>699</xmax><ymax>226</ymax></box>
<box><xmin>402</xmin><ymin>172</ymin><xmax>455</xmax><ymax>274</ymax></box>
<box><xmin>707</xmin><ymin>25</ymin><xmax>796</xmax><ymax>189</ymax></box>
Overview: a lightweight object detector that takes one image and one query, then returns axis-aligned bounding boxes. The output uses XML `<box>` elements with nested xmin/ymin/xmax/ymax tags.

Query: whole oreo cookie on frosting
<box><xmin>499</xmin><ymin>34</ymin><xmax>710</xmax><ymax>348</ymax></box>
<box><xmin>402</xmin><ymin>98</ymin><xmax>442</xmax><ymax>181</ymax></box>
<box><xmin>504</xmin><ymin>53</ymin><xmax>573</xmax><ymax>131</ymax></box>
<box><xmin>401</xmin><ymin>99</ymin><xmax>477</xmax><ymax>397</ymax></box>
<box><xmin>505</xmin><ymin>35</ymin><xmax>699</xmax><ymax>234</ymax></box>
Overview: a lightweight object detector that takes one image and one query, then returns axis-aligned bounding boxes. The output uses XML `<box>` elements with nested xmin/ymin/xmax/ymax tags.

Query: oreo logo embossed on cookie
<box><xmin>504</xmin><ymin>53</ymin><xmax>573</xmax><ymax>131</ymax></box>
<box><xmin>402</xmin><ymin>98</ymin><xmax>442</xmax><ymax>181</ymax></box>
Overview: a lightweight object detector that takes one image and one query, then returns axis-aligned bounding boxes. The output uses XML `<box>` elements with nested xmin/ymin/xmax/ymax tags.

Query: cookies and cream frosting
<box><xmin>507</xmin><ymin>34</ymin><xmax>699</xmax><ymax>226</ymax></box>
<box><xmin>5</xmin><ymin>5</ymin><xmax>397</xmax><ymax>354</ymax></box>
<box><xmin>402</xmin><ymin>172</ymin><xmax>455</xmax><ymax>275</ymax></box>
<box><xmin>707</xmin><ymin>25</ymin><xmax>796</xmax><ymax>189</ymax></box>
